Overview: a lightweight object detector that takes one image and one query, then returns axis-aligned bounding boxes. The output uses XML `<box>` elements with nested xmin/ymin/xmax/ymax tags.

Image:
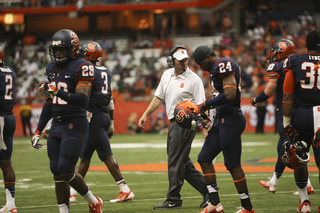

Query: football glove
<box><xmin>41</xmin><ymin>127</ymin><xmax>50</xmax><ymax>139</ymax></box>
<box><xmin>250</xmin><ymin>97</ymin><xmax>257</xmax><ymax>106</ymax></box>
<box><xmin>314</xmin><ymin>127</ymin><xmax>320</xmax><ymax>148</ymax></box>
<box><xmin>107</xmin><ymin>120</ymin><xmax>114</xmax><ymax>139</ymax></box>
<box><xmin>197</xmin><ymin>101</ymin><xmax>213</xmax><ymax>114</ymax></box>
<box><xmin>31</xmin><ymin>130</ymin><xmax>43</xmax><ymax>149</ymax></box>
<box><xmin>38</xmin><ymin>82</ymin><xmax>58</xmax><ymax>96</ymax></box>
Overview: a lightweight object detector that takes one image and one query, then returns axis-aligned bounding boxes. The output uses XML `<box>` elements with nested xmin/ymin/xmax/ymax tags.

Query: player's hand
<box><xmin>107</xmin><ymin>120</ymin><xmax>114</xmax><ymax>139</ymax></box>
<box><xmin>250</xmin><ymin>97</ymin><xmax>257</xmax><ymax>106</ymax></box>
<box><xmin>38</xmin><ymin>82</ymin><xmax>58</xmax><ymax>96</ymax></box>
<box><xmin>31</xmin><ymin>130</ymin><xmax>43</xmax><ymax>149</ymax></box>
<box><xmin>284</xmin><ymin>124</ymin><xmax>297</xmax><ymax>138</ymax></box>
<box><xmin>313</xmin><ymin>127</ymin><xmax>320</xmax><ymax>148</ymax></box>
<box><xmin>197</xmin><ymin>101</ymin><xmax>213</xmax><ymax>114</ymax></box>
<box><xmin>41</xmin><ymin>127</ymin><xmax>50</xmax><ymax>139</ymax></box>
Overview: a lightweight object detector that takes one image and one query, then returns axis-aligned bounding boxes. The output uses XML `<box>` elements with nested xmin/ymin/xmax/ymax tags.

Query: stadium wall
<box><xmin>13</xmin><ymin>97</ymin><xmax>276</xmax><ymax>136</ymax></box>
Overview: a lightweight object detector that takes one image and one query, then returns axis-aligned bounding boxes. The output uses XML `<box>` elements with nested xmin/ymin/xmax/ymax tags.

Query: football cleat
<box><xmin>293</xmin><ymin>185</ymin><xmax>314</xmax><ymax>195</ymax></box>
<box><xmin>69</xmin><ymin>194</ymin><xmax>77</xmax><ymax>203</ymax></box>
<box><xmin>110</xmin><ymin>190</ymin><xmax>135</xmax><ymax>203</ymax></box>
<box><xmin>235</xmin><ymin>207</ymin><xmax>255</xmax><ymax>213</ymax></box>
<box><xmin>259</xmin><ymin>180</ymin><xmax>276</xmax><ymax>193</ymax></box>
<box><xmin>0</xmin><ymin>206</ymin><xmax>17</xmax><ymax>213</ymax></box>
<box><xmin>199</xmin><ymin>203</ymin><xmax>224</xmax><ymax>213</ymax></box>
<box><xmin>89</xmin><ymin>196</ymin><xmax>103</xmax><ymax>213</ymax></box>
<box><xmin>297</xmin><ymin>200</ymin><xmax>311</xmax><ymax>213</ymax></box>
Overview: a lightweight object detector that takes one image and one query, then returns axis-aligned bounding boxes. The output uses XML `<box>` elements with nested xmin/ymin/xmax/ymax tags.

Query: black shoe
<box><xmin>199</xmin><ymin>192</ymin><xmax>209</xmax><ymax>208</ymax></box>
<box><xmin>154</xmin><ymin>201</ymin><xmax>182</xmax><ymax>210</ymax></box>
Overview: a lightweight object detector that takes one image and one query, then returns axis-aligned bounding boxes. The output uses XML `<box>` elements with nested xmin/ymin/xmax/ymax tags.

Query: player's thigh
<box><xmin>90</xmin><ymin>114</ymin><xmax>112</xmax><ymax>160</ymax></box>
<box><xmin>50</xmin><ymin>118</ymin><xmax>88</xmax><ymax>173</ymax></box>
<box><xmin>292</xmin><ymin>108</ymin><xmax>314</xmax><ymax>144</ymax></box>
<box><xmin>220</xmin><ymin>112</ymin><xmax>246</xmax><ymax>170</ymax></box>
<box><xmin>0</xmin><ymin>115</ymin><xmax>16</xmax><ymax>160</ymax></box>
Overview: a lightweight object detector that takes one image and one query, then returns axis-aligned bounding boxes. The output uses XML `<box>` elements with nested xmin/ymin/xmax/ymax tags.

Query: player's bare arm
<box><xmin>75</xmin><ymin>80</ymin><xmax>92</xmax><ymax>98</ymax></box>
<box><xmin>221</xmin><ymin>74</ymin><xmax>237</xmax><ymax>101</ymax></box>
<box><xmin>264</xmin><ymin>78</ymin><xmax>278</xmax><ymax>96</ymax></box>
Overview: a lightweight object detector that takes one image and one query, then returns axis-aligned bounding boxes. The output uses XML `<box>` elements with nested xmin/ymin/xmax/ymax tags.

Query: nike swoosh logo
<box><xmin>168</xmin><ymin>204</ymin><xmax>176</xmax><ymax>207</ymax></box>
<box><xmin>65</xmin><ymin>75</ymin><xmax>71</xmax><ymax>78</ymax></box>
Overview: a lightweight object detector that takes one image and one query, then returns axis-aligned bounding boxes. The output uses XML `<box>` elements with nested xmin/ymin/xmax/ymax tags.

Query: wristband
<box><xmin>255</xmin><ymin>91</ymin><xmax>269</xmax><ymax>103</ymax></box>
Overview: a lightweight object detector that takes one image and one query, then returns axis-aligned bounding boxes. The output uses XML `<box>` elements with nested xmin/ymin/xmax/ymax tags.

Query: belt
<box><xmin>170</xmin><ymin>118</ymin><xmax>175</xmax><ymax>122</ymax></box>
<box><xmin>53</xmin><ymin>114</ymin><xmax>86</xmax><ymax>122</ymax></box>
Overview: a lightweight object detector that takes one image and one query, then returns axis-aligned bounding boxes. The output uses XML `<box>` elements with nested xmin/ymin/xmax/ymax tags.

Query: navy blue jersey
<box><xmin>266</xmin><ymin>61</ymin><xmax>285</xmax><ymax>110</ymax></box>
<box><xmin>46</xmin><ymin>58</ymin><xmax>94</xmax><ymax>116</ymax></box>
<box><xmin>87</xmin><ymin>65</ymin><xmax>112</xmax><ymax>114</ymax></box>
<box><xmin>210</xmin><ymin>58</ymin><xmax>241</xmax><ymax>114</ymax></box>
<box><xmin>283</xmin><ymin>53</ymin><xmax>320</xmax><ymax>107</ymax></box>
<box><xmin>0</xmin><ymin>66</ymin><xmax>16</xmax><ymax>115</ymax></box>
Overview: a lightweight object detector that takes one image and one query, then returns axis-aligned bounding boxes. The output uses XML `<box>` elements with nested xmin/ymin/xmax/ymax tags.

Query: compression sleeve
<box><xmin>36</xmin><ymin>102</ymin><xmax>53</xmax><ymax>132</ymax></box>
<box><xmin>283</xmin><ymin>70</ymin><xmax>295</xmax><ymax>94</ymax></box>
<box><xmin>56</xmin><ymin>90</ymin><xmax>88</xmax><ymax>107</ymax></box>
<box><xmin>206</xmin><ymin>92</ymin><xmax>228</xmax><ymax>107</ymax></box>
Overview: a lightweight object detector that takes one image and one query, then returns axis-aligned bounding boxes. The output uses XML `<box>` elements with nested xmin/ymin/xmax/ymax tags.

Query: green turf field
<box><xmin>5</xmin><ymin>132</ymin><xmax>319</xmax><ymax>212</ymax></box>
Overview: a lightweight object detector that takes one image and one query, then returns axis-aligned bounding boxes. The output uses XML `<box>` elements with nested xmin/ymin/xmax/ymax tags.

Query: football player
<box><xmin>0</xmin><ymin>47</ymin><xmax>17</xmax><ymax>213</ymax></box>
<box><xmin>31</xmin><ymin>29</ymin><xmax>103</xmax><ymax>213</ymax></box>
<box><xmin>251</xmin><ymin>39</ymin><xmax>314</xmax><ymax>195</ymax></box>
<box><xmin>282</xmin><ymin>29</ymin><xmax>320</xmax><ymax>213</ymax></box>
<box><xmin>69</xmin><ymin>41</ymin><xmax>135</xmax><ymax>203</ymax></box>
<box><xmin>194</xmin><ymin>45</ymin><xmax>255</xmax><ymax>213</ymax></box>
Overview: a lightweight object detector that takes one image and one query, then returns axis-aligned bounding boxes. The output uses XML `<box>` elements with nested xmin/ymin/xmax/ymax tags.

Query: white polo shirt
<box><xmin>154</xmin><ymin>67</ymin><xmax>206</xmax><ymax>120</ymax></box>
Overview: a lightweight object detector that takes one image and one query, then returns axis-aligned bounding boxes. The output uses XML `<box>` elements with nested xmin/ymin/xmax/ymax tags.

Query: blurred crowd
<box><xmin>2</xmin><ymin>9</ymin><xmax>319</xmax><ymax>107</ymax></box>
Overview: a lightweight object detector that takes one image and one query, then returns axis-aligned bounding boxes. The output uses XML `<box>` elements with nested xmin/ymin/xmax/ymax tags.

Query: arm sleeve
<box><xmin>283</xmin><ymin>69</ymin><xmax>295</xmax><ymax>95</ymax></box>
<box><xmin>36</xmin><ymin>102</ymin><xmax>53</xmax><ymax>132</ymax></box>
<box><xmin>56</xmin><ymin>90</ymin><xmax>88</xmax><ymax>107</ymax></box>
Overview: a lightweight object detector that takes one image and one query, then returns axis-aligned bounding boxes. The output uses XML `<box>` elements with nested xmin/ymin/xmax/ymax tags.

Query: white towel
<box><xmin>312</xmin><ymin>106</ymin><xmax>320</xmax><ymax>141</ymax></box>
<box><xmin>0</xmin><ymin>116</ymin><xmax>7</xmax><ymax>151</ymax></box>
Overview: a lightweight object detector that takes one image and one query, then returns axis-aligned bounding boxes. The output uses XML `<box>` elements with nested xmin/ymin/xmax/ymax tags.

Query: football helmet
<box><xmin>49</xmin><ymin>29</ymin><xmax>80</xmax><ymax>65</ymax></box>
<box><xmin>0</xmin><ymin>47</ymin><xmax>4</xmax><ymax>66</ymax></box>
<box><xmin>174</xmin><ymin>100</ymin><xmax>210</xmax><ymax>130</ymax></box>
<box><xmin>78</xmin><ymin>41</ymin><xmax>103</xmax><ymax>63</ymax></box>
<box><xmin>281</xmin><ymin>136</ymin><xmax>310</xmax><ymax>169</ymax></box>
<box><xmin>268</xmin><ymin>39</ymin><xmax>295</xmax><ymax>62</ymax></box>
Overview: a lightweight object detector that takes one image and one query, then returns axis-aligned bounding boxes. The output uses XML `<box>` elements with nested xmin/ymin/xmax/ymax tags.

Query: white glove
<box><xmin>107</xmin><ymin>120</ymin><xmax>114</xmax><ymax>134</ymax></box>
<box><xmin>31</xmin><ymin>130</ymin><xmax>43</xmax><ymax>149</ymax></box>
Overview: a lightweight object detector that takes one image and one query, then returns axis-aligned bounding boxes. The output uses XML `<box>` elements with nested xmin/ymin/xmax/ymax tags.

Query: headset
<box><xmin>167</xmin><ymin>46</ymin><xmax>187</xmax><ymax>68</ymax></box>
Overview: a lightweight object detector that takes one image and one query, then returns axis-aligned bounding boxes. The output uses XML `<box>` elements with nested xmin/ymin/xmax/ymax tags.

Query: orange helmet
<box><xmin>281</xmin><ymin>134</ymin><xmax>310</xmax><ymax>169</ymax></box>
<box><xmin>174</xmin><ymin>100</ymin><xmax>210</xmax><ymax>130</ymax></box>
<box><xmin>79</xmin><ymin>41</ymin><xmax>103</xmax><ymax>63</ymax></box>
<box><xmin>268</xmin><ymin>39</ymin><xmax>295</xmax><ymax>62</ymax></box>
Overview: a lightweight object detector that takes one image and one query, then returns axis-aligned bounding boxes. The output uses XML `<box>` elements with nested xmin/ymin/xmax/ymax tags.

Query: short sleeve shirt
<box><xmin>154</xmin><ymin>67</ymin><xmax>206</xmax><ymax>120</ymax></box>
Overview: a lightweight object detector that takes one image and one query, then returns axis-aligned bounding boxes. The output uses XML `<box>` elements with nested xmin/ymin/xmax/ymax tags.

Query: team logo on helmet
<box><xmin>174</xmin><ymin>100</ymin><xmax>210</xmax><ymax>130</ymax></box>
<box><xmin>70</xmin><ymin>32</ymin><xmax>79</xmax><ymax>46</ymax></box>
